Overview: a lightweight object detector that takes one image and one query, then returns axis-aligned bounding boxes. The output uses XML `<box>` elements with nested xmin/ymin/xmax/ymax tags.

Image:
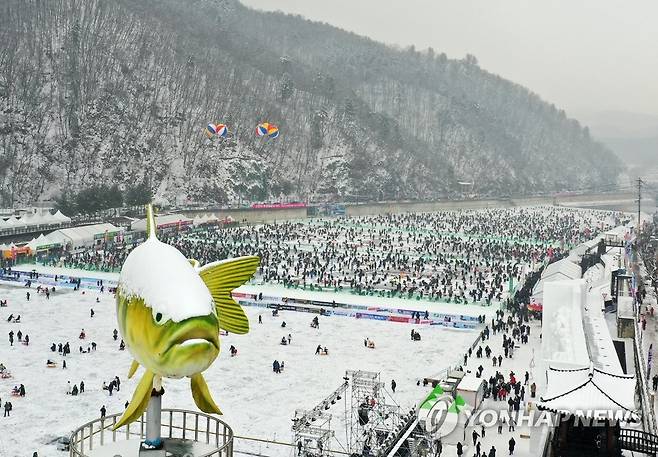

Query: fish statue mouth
<box><xmin>163</xmin><ymin>327</ymin><xmax>219</xmax><ymax>355</ymax></box>
<box><xmin>165</xmin><ymin>338</ymin><xmax>218</xmax><ymax>354</ymax></box>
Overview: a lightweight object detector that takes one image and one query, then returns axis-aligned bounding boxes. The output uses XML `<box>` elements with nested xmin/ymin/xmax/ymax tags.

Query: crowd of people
<box><xmin>20</xmin><ymin>207</ymin><xmax>620</xmax><ymax>308</ymax></box>
<box><xmin>451</xmin><ymin>291</ymin><xmax>542</xmax><ymax>457</ymax></box>
<box><xmin>155</xmin><ymin>207</ymin><xmax>616</xmax><ymax>305</ymax></box>
<box><xmin>0</xmin><ymin>205</ymin><xmax>630</xmax><ymax>457</ymax></box>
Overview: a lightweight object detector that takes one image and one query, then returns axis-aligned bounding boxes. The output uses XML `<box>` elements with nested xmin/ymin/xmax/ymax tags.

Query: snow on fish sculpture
<box><xmin>114</xmin><ymin>204</ymin><xmax>259</xmax><ymax>429</ymax></box>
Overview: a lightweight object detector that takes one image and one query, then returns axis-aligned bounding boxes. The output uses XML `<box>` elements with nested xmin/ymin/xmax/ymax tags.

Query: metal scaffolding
<box><xmin>345</xmin><ymin>370</ymin><xmax>402</xmax><ymax>456</ymax></box>
<box><xmin>292</xmin><ymin>382</ymin><xmax>348</xmax><ymax>457</ymax></box>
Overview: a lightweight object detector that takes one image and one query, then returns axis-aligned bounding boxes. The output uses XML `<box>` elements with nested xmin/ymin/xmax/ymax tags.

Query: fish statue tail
<box><xmin>198</xmin><ymin>256</ymin><xmax>260</xmax><ymax>334</ymax></box>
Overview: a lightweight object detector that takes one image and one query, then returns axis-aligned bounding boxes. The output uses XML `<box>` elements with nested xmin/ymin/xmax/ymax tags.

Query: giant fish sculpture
<box><xmin>114</xmin><ymin>204</ymin><xmax>259</xmax><ymax>429</ymax></box>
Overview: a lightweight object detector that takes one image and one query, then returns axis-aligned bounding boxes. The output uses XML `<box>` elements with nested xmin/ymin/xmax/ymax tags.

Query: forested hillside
<box><xmin>0</xmin><ymin>0</ymin><xmax>622</xmax><ymax>207</ymax></box>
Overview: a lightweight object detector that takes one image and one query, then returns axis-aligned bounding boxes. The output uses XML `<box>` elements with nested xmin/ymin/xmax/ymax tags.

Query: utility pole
<box><xmin>637</xmin><ymin>177</ymin><xmax>643</xmax><ymax>235</ymax></box>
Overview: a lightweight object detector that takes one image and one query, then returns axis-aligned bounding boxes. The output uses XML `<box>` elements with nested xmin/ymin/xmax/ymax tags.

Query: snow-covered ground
<box><xmin>0</xmin><ymin>281</ymin><xmax>483</xmax><ymax>456</ymax></box>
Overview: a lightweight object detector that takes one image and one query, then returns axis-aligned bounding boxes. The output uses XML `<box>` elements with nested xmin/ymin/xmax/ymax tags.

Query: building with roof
<box><xmin>531</xmin><ymin>258</ymin><xmax>583</xmax><ymax>307</ymax></box>
<box><xmin>131</xmin><ymin>214</ymin><xmax>193</xmax><ymax>234</ymax></box>
<box><xmin>537</xmin><ymin>365</ymin><xmax>638</xmax><ymax>457</ymax></box>
<box><xmin>46</xmin><ymin>223</ymin><xmax>124</xmax><ymax>252</ymax></box>
<box><xmin>538</xmin><ymin>365</ymin><xmax>637</xmax><ymax>419</ymax></box>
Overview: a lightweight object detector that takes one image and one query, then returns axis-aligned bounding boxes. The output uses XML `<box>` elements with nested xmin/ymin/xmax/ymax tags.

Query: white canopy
<box><xmin>532</xmin><ymin>258</ymin><xmax>582</xmax><ymax>300</ymax></box>
<box><xmin>0</xmin><ymin>210</ymin><xmax>70</xmax><ymax>230</ymax></box>
<box><xmin>542</xmin><ymin>258</ymin><xmax>582</xmax><ymax>281</ymax></box>
<box><xmin>26</xmin><ymin>233</ymin><xmax>59</xmax><ymax>251</ymax></box>
<box><xmin>48</xmin><ymin>223</ymin><xmax>123</xmax><ymax>248</ymax></box>
<box><xmin>52</xmin><ymin>210</ymin><xmax>71</xmax><ymax>223</ymax></box>
<box><xmin>538</xmin><ymin>365</ymin><xmax>637</xmax><ymax>420</ymax></box>
<box><xmin>5</xmin><ymin>216</ymin><xmax>25</xmax><ymax>228</ymax></box>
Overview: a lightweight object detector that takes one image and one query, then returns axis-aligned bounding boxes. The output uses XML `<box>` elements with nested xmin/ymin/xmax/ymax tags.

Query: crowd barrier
<box><xmin>0</xmin><ymin>268</ymin><xmax>480</xmax><ymax>329</ymax></box>
<box><xmin>0</xmin><ymin>269</ymin><xmax>117</xmax><ymax>292</ymax></box>
<box><xmin>233</xmin><ymin>292</ymin><xmax>480</xmax><ymax>329</ymax></box>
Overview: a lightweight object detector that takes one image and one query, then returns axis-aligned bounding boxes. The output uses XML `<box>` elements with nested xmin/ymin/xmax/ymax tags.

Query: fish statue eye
<box><xmin>155</xmin><ymin>312</ymin><xmax>163</xmax><ymax>323</ymax></box>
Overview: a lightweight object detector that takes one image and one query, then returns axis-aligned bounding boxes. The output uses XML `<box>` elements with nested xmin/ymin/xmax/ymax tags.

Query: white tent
<box><xmin>48</xmin><ymin>223</ymin><xmax>124</xmax><ymax>250</ymax></box>
<box><xmin>38</xmin><ymin>212</ymin><xmax>57</xmax><ymax>225</ymax></box>
<box><xmin>27</xmin><ymin>233</ymin><xmax>58</xmax><ymax>252</ymax></box>
<box><xmin>26</xmin><ymin>237</ymin><xmax>39</xmax><ymax>252</ymax></box>
<box><xmin>52</xmin><ymin>210</ymin><xmax>72</xmax><ymax>223</ymax></box>
<box><xmin>532</xmin><ymin>258</ymin><xmax>582</xmax><ymax>304</ymax></box>
<box><xmin>29</xmin><ymin>212</ymin><xmax>48</xmax><ymax>226</ymax></box>
<box><xmin>570</xmin><ymin>236</ymin><xmax>603</xmax><ymax>257</ymax></box>
<box><xmin>538</xmin><ymin>365</ymin><xmax>637</xmax><ymax>421</ymax></box>
<box><xmin>20</xmin><ymin>212</ymin><xmax>36</xmax><ymax>226</ymax></box>
<box><xmin>7</xmin><ymin>216</ymin><xmax>25</xmax><ymax>228</ymax></box>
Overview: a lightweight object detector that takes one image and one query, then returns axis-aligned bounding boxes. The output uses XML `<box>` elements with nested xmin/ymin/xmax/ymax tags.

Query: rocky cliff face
<box><xmin>0</xmin><ymin>0</ymin><xmax>622</xmax><ymax>206</ymax></box>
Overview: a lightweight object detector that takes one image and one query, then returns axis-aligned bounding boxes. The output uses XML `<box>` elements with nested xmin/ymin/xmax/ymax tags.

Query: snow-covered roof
<box><xmin>49</xmin><ymin>223</ymin><xmax>123</xmax><ymax>246</ymax></box>
<box><xmin>457</xmin><ymin>376</ymin><xmax>485</xmax><ymax>392</ymax></box>
<box><xmin>538</xmin><ymin>365</ymin><xmax>637</xmax><ymax>420</ymax></box>
<box><xmin>617</xmin><ymin>296</ymin><xmax>635</xmax><ymax>319</ymax></box>
<box><xmin>533</xmin><ymin>259</ymin><xmax>583</xmax><ymax>298</ymax></box>
<box><xmin>131</xmin><ymin>214</ymin><xmax>193</xmax><ymax>232</ymax></box>
<box><xmin>570</xmin><ymin>236</ymin><xmax>603</xmax><ymax>257</ymax></box>
<box><xmin>542</xmin><ymin>258</ymin><xmax>582</xmax><ymax>281</ymax></box>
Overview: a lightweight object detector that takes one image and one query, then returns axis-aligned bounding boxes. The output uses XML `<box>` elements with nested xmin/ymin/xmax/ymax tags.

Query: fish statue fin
<box><xmin>113</xmin><ymin>370</ymin><xmax>155</xmax><ymax>430</ymax></box>
<box><xmin>198</xmin><ymin>256</ymin><xmax>260</xmax><ymax>335</ymax></box>
<box><xmin>188</xmin><ymin>258</ymin><xmax>200</xmax><ymax>269</ymax></box>
<box><xmin>145</xmin><ymin>204</ymin><xmax>157</xmax><ymax>240</ymax></box>
<box><xmin>128</xmin><ymin>359</ymin><xmax>140</xmax><ymax>379</ymax></box>
<box><xmin>191</xmin><ymin>372</ymin><xmax>222</xmax><ymax>414</ymax></box>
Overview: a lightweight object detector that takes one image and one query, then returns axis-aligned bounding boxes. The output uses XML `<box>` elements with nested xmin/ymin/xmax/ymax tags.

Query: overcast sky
<box><xmin>241</xmin><ymin>0</ymin><xmax>658</xmax><ymax>124</ymax></box>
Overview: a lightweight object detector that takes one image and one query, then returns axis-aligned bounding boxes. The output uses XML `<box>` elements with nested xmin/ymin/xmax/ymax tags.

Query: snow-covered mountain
<box><xmin>0</xmin><ymin>0</ymin><xmax>622</xmax><ymax>207</ymax></box>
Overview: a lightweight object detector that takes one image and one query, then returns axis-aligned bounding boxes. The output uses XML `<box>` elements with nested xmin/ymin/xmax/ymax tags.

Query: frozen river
<box><xmin>0</xmin><ymin>281</ymin><xmax>487</xmax><ymax>456</ymax></box>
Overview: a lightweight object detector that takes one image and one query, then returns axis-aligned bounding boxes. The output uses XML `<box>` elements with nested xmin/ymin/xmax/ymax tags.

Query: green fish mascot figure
<box><xmin>114</xmin><ymin>204</ymin><xmax>259</xmax><ymax>449</ymax></box>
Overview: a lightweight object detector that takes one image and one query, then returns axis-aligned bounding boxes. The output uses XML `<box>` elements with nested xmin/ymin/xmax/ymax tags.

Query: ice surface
<box><xmin>0</xmin><ymin>281</ymin><xmax>480</xmax><ymax>456</ymax></box>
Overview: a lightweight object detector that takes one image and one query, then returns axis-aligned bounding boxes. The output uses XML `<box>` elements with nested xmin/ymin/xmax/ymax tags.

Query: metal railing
<box><xmin>619</xmin><ymin>428</ymin><xmax>658</xmax><ymax>455</ymax></box>
<box><xmin>69</xmin><ymin>408</ymin><xmax>233</xmax><ymax>457</ymax></box>
<box><xmin>633</xmin><ymin>313</ymin><xmax>657</xmax><ymax>435</ymax></box>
